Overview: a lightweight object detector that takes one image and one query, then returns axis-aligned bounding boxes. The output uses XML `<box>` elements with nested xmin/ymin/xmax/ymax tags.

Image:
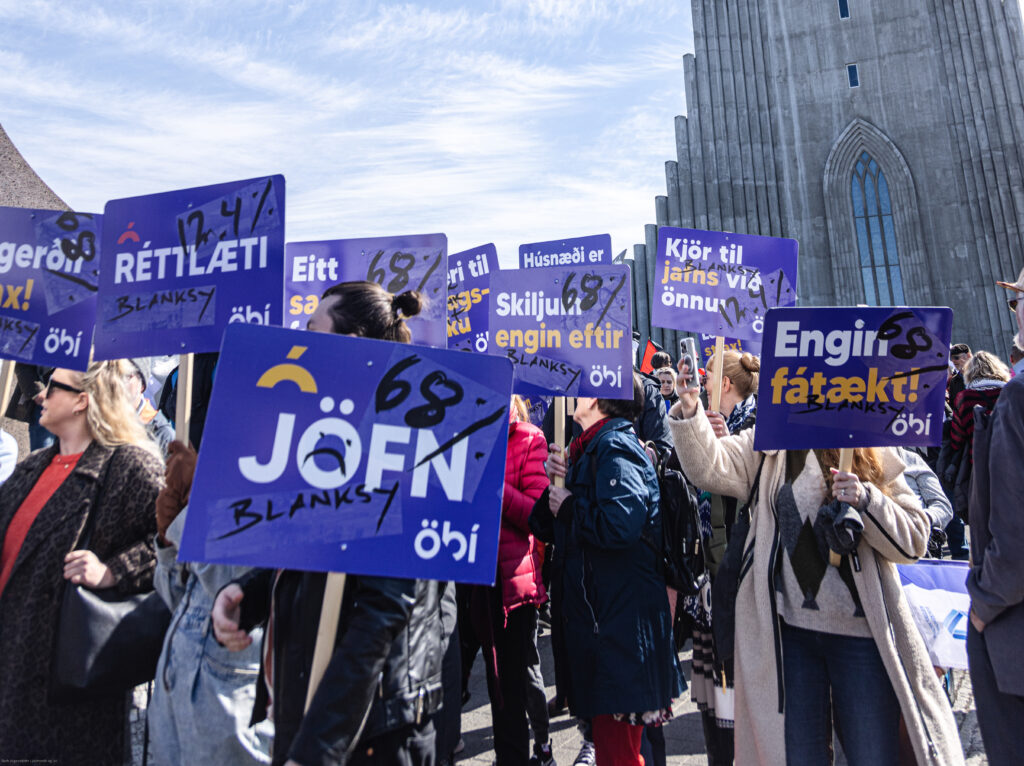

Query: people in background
<box><xmin>0</xmin><ymin>361</ymin><xmax>164</xmax><ymax>765</ymax></box>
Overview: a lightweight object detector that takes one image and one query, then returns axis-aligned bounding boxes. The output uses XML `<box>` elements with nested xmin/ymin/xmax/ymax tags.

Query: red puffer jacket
<box><xmin>499</xmin><ymin>419</ymin><xmax>549</xmax><ymax>616</ymax></box>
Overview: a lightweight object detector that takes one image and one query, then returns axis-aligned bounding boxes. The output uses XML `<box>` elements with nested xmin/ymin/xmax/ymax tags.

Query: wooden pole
<box><xmin>174</xmin><ymin>353</ymin><xmax>194</xmax><ymax>443</ymax></box>
<box><xmin>553</xmin><ymin>397</ymin><xmax>566</xmax><ymax>488</ymax></box>
<box><xmin>0</xmin><ymin>361</ymin><xmax>16</xmax><ymax>421</ymax></box>
<box><xmin>829</xmin><ymin>448</ymin><xmax>856</xmax><ymax>567</ymax></box>
<box><xmin>838</xmin><ymin>448</ymin><xmax>854</xmax><ymax>474</ymax></box>
<box><xmin>305</xmin><ymin>572</ymin><xmax>347</xmax><ymax>712</ymax></box>
<box><xmin>709</xmin><ymin>336</ymin><xmax>726</xmax><ymax>412</ymax></box>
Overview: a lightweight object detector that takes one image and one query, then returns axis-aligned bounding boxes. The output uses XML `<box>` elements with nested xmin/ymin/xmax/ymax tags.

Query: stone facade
<box><xmin>633</xmin><ymin>0</ymin><xmax>1024</xmax><ymax>359</ymax></box>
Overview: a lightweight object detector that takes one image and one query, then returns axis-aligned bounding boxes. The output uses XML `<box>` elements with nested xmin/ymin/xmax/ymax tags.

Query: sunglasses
<box><xmin>45</xmin><ymin>379</ymin><xmax>83</xmax><ymax>398</ymax></box>
<box><xmin>1009</xmin><ymin>295</ymin><xmax>1020</xmax><ymax>313</ymax></box>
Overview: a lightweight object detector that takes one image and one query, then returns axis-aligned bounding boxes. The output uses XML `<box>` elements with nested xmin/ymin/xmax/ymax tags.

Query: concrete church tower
<box><xmin>0</xmin><ymin>123</ymin><xmax>67</xmax><ymax>210</ymax></box>
<box><xmin>632</xmin><ymin>0</ymin><xmax>1024</xmax><ymax>357</ymax></box>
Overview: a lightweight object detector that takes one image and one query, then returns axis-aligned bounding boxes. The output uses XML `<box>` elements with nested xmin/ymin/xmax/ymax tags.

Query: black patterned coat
<box><xmin>0</xmin><ymin>442</ymin><xmax>164</xmax><ymax>765</ymax></box>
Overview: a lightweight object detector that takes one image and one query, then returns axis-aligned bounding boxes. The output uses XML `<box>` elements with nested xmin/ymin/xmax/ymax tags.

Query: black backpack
<box><xmin>642</xmin><ymin>444</ymin><xmax>703</xmax><ymax>596</ymax></box>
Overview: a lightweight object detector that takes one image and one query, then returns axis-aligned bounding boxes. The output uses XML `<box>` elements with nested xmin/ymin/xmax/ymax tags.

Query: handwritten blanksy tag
<box><xmin>0</xmin><ymin>206</ymin><xmax>101</xmax><ymax>370</ymax></box>
<box><xmin>95</xmin><ymin>175</ymin><xmax>286</xmax><ymax>358</ymax></box>
<box><xmin>489</xmin><ymin>264</ymin><xmax>633</xmax><ymax>399</ymax></box>
<box><xmin>754</xmin><ymin>306</ymin><xmax>953</xmax><ymax>451</ymax></box>
<box><xmin>178</xmin><ymin>323</ymin><xmax>513</xmax><ymax>584</ymax></box>
<box><xmin>285</xmin><ymin>234</ymin><xmax>447</xmax><ymax>348</ymax></box>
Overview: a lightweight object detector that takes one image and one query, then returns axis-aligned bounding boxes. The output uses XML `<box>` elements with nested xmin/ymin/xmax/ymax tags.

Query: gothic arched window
<box><xmin>851</xmin><ymin>151</ymin><xmax>905</xmax><ymax>305</ymax></box>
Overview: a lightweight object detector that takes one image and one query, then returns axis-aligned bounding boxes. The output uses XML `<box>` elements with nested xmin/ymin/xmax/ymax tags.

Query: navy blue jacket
<box><xmin>530</xmin><ymin>418</ymin><xmax>684</xmax><ymax>719</ymax></box>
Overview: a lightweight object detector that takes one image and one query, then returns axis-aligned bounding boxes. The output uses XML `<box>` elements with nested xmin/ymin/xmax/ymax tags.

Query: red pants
<box><xmin>592</xmin><ymin>715</ymin><xmax>645</xmax><ymax>766</ymax></box>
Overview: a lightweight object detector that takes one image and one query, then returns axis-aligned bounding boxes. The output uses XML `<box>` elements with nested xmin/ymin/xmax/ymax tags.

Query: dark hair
<box><xmin>950</xmin><ymin>343</ymin><xmax>971</xmax><ymax>357</ymax></box>
<box><xmin>320</xmin><ymin>281</ymin><xmax>424</xmax><ymax>343</ymax></box>
<box><xmin>596</xmin><ymin>372</ymin><xmax>644</xmax><ymax>421</ymax></box>
<box><xmin>650</xmin><ymin>351</ymin><xmax>672</xmax><ymax>370</ymax></box>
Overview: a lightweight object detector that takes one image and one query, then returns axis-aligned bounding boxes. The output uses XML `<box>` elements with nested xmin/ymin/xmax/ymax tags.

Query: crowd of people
<box><xmin>0</xmin><ymin>269</ymin><xmax>1021</xmax><ymax>765</ymax></box>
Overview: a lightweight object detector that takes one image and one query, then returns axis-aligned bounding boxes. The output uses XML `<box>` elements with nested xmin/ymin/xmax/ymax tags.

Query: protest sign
<box><xmin>489</xmin><ymin>264</ymin><xmax>632</xmax><ymax>399</ymax></box>
<box><xmin>286</xmin><ymin>234</ymin><xmax>447</xmax><ymax>348</ymax></box>
<box><xmin>0</xmin><ymin>206</ymin><xmax>100</xmax><ymax>370</ymax></box>
<box><xmin>898</xmin><ymin>560</ymin><xmax>970</xmax><ymax>669</ymax></box>
<box><xmin>519</xmin><ymin>234</ymin><xmax>612</xmax><ymax>269</ymax></box>
<box><xmin>95</xmin><ymin>176</ymin><xmax>285</xmax><ymax>359</ymax></box>
<box><xmin>178</xmin><ymin>323</ymin><xmax>513</xmax><ymax>584</ymax></box>
<box><xmin>447</xmin><ymin>243</ymin><xmax>495</xmax><ymax>352</ymax></box>
<box><xmin>698</xmin><ymin>332</ymin><xmax>761</xmax><ymax>363</ymax></box>
<box><xmin>652</xmin><ymin>227</ymin><xmax>798</xmax><ymax>342</ymax></box>
<box><xmin>753</xmin><ymin>306</ymin><xmax>953</xmax><ymax>451</ymax></box>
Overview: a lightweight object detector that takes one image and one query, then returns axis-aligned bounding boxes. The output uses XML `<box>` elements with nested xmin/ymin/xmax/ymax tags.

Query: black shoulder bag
<box><xmin>49</xmin><ymin>450</ymin><xmax>171</xmax><ymax>702</ymax></box>
<box><xmin>710</xmin><ymin>454</ymin><xmax>766</xmax><ymax>666</ymax></box>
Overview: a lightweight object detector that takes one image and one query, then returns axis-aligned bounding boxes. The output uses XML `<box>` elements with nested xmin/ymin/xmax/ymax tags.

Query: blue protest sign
<box><xmin>753</xmin><ymin>306</ymin><xmax>953</xmax><ymax>451</ymax></box>
<box><xmin>178</xmin><ymin>323</ymin><xmax>513</xmax><ymax>583</ymax></box>
<box><xmin>95</xmin><ymin>176</ymin><xmax>285</xmax><ymax>359</ymax></box>
<box><xmin>652</xmin><ymin>227</ymin><xmax>798</xmax><ymax>342</ymax></box>
<box><xmin>489</xmin><ymin>264</ymin><xmax>633</xmax><ymax>399</ymax></box>
<box><xmin>519</xmin><ymin>234</ymin><xmax>612</xmax><ymax>269</ymax></box>
<box><xmin>447</xmin><ymin>243</ymin><xmax>495</xmax><ymax>352</ymax></box>
<box><xmin>0</xmin><ymin>206</ymin><xmax>101</xmax><ymax>370</ymax></box>
<box><xmin>698</xmin><ymin>332</ymin><xmax>761</xmax><ymax>364</ymax></box>
<box><xmin>285</xmin><ymin>234</ymin><xmax>447</xmax><ymax>348</ymax></box>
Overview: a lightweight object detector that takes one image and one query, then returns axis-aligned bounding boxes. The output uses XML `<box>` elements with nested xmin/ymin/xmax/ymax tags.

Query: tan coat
<box><xmin>669</xmin><ymin>404</ymin><xmax>964</xmax><ymax>766</ymax></box>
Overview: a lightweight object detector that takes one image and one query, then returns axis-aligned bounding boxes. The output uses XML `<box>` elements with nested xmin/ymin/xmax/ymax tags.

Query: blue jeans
<box><xmin>781</xmin><ymin>622</ymin><xmax>900</xmax><ymax>766</ymax></box>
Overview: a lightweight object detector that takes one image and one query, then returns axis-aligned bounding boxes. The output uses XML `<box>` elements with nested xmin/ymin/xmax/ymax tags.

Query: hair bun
<box><xmin>392</xmin><ymin>290</ymin><xmax>424</xmax><ymax>319</ymax></box>
<box><xmin>740</xmin><ymin>352</ymin><xmax>760</xmax><ymax>372</ymax></box>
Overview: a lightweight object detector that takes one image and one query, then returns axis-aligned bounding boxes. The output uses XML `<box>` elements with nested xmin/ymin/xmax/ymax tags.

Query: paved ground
<box><xmin>126</xmin><ymin>613</ymin><xmax>986</xmax><ymax>765</ymax></box>
<box><xmin>447</xmin><ymin>621</ymin><xmax>987</xmax><ymax>765</ymax></box>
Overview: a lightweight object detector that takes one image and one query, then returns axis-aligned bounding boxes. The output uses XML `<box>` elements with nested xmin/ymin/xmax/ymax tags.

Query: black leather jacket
<box><xmin>236</xmin><ymin>569</ymin><xmax>448</xmax><ymax>766</ymax></box>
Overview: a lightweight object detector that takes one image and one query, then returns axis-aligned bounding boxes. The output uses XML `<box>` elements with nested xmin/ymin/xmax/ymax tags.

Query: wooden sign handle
<box><xmin>553</xmin><ymin>397</ymin><xmax>566</xmax><ymax>489</ymax></box>
<box><xmin>709</xmin><ymin>336</ymin><xmax>726</xmax><ymax>413</ymax></box>
<box><xmin>838</xmin><ymin>448</ymin><xmax>854</xmax><ymax>473</ymax></box>
<box><xmin>305</xmin><ymin>572</ymin><xmax>347</xmax><ymax>712</ymax></box>
<box><xmin>829</xmin><ymin>448</ymin><xmax>856</xmax><ymax>567</ymax></box>
<box><xmin>175</xmin><ymin>353</ymin><xmax>194</xmax><ymax>444</ymax></box>
<box><xmin>0</xmin><ymin>360</ymin><xmax>16</xmax><ymax>420</ymax></box>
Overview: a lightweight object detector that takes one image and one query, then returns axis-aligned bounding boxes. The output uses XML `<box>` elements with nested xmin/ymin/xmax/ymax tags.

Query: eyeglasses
<box><xmin>1009</xmin><ymin>296</ymin><xmax>1020</xmax><ymax>313</ymax></box>
<box><xmin>45</xmin><ymin>379</ymin><xmax>83</xmax><ymax>398</ymax></box>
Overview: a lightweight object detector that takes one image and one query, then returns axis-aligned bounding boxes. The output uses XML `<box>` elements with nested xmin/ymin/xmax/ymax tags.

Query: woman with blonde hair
<box><xmin>684</xmin><ymin>350</ymin><xmax>759</xmax><ymax>764</ymax></box>
<box><xmin>668</xmin><ymin>361</ymin><xmax>964</xmax><ymax>765</ymax></box>
<box><xmin>0</xmin><ymin>360</ymin><xmax>165</xmax><ymax>765</ymax></box>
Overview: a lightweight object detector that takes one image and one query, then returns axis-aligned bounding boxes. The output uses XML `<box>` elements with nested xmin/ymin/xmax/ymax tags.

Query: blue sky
<box><xmin>0</xmin><ymin>1</ymin><xmax>694</xmax><ymax>268</ymax></box>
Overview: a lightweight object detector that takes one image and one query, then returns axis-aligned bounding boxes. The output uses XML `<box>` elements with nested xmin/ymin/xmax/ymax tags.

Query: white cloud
<box><xmin>0</xmin><ymin>0</ymin><xmax>694</xmax><ymax>266</ymax></box>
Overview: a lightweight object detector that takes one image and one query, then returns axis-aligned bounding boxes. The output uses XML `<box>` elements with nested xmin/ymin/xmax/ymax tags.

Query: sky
<box><xmin>0</xmin><ymin>0</ymin><xmax>694</xmax><ymax>268</ymax></box>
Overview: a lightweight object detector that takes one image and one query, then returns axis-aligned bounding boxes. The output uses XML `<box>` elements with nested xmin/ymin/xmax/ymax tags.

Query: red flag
<box><xmin>640</xmin><ymin>340</ymin><xmax>659</xmax><ymax>374</ymax></box>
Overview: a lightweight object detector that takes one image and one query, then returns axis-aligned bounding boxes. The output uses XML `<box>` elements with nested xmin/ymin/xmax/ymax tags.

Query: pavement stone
<box><xmin>130</xmin><ymin>624</ymin><xmax>986</xmax><ymax>766</ymax></box>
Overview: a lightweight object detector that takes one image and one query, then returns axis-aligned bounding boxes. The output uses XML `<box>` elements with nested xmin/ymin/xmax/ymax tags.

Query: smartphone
<box><xmin>679</xmin><ymin>337</ymin><xmax>701</xmax><ymax>391</ymax></box>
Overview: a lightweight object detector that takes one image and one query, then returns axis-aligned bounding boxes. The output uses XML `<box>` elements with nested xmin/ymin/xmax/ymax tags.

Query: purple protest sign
<box><xmin>753</xmin><ymin>306</ymin><xmax>953</xmax><ymax>451</ymax></box>
<box><xmin>447</xmin><ymin>243</ymin><xmax>495</xmax><ymax>353</ymax></box>
<box><xmin>95</xmin><ymin>176</ymin><xmax>286</xmax><ymax>359</ymax></box>
<box><xmin>178</xmin><ymin>323</ymin><xmax>513</xmax><ymax>584</ymax></box>
<box><xmin>519</xmin><ymin>234</ymin><xmax>612</xmax><ymax>269</ymax></box>
<box><xmin>698</xmin><ymin>332</ymin><xmax>761</xmax><ymax>364</ymax></box>
<box><xmin>286</xmin><ymin>234</ymin><xmax>447</xmax><ymax>348</ymax></box>
<box><xmin>652</xmin><ymin>227</ymin><xmax>798</xmax><ymax>342</ymax></box>
<box><xmin>0</xmin><ymin>206</ymin><xmax>100</xmax><ymax>370</ymax></box>
<box><xmin>490</xmin><ymin>264</ymin><xmax>633</xmax><ymax>399</ymax></box>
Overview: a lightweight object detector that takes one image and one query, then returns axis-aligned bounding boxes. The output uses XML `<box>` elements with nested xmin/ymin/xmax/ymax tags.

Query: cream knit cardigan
<box><xmin>668</xmin><ymin>404</ymin><xmax>964</xmax><ymax>766</ymax></box>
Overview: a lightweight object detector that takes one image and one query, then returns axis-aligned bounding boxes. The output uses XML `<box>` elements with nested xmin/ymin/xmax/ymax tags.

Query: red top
<box><xmin>0</xmin><ymin>452</ymin><xmax>82</xmax><ymax>597</ymax></box>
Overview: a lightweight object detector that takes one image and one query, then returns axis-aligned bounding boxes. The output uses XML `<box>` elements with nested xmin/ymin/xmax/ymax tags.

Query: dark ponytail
<box><xmin>320</xmin><ymin>281</ymin><xmax>425</xmax><ymax>343</ymax></box>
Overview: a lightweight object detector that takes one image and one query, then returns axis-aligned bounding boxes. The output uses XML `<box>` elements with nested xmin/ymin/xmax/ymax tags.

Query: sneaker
<box><xmin>573</xmin><ymin>740</ymin><xmax>596</xmax><ymax>766</ymax></box>
<box><xmin>530</xmin><ymin>742</ymin><xmax>556</xmax><ymax>766</ymax></box>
